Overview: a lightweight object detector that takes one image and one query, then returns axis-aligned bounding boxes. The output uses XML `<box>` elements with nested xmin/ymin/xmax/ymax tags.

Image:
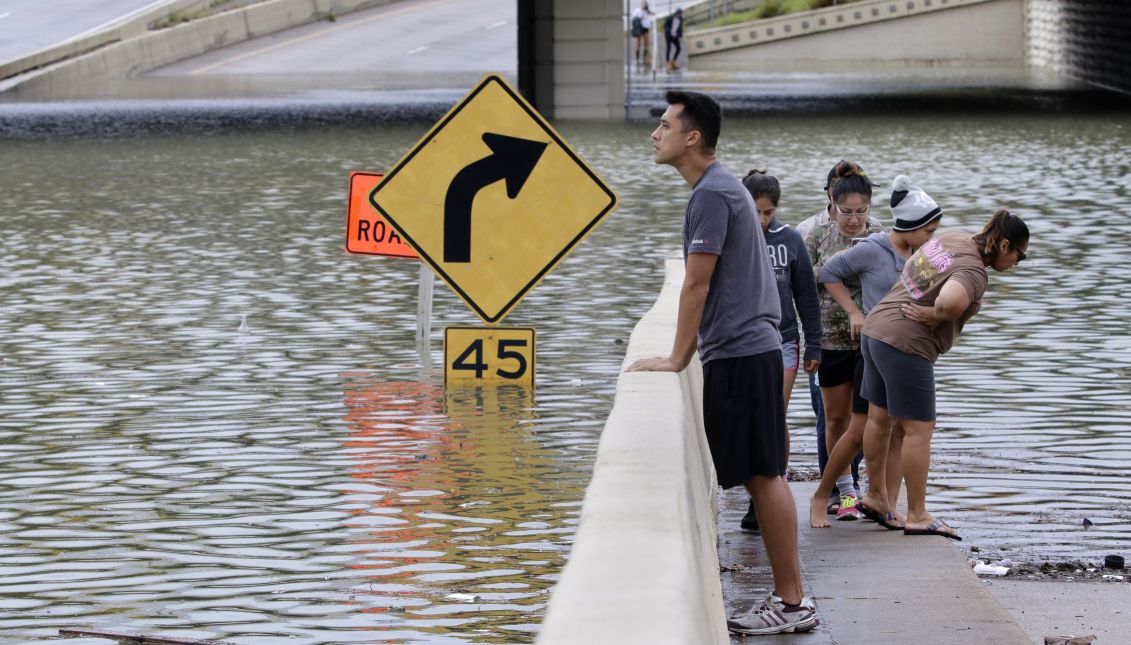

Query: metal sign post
<box><xmin>416</xmin><ymin>263</ymin><xmax>434</xmax><ymax>368</ymax></box>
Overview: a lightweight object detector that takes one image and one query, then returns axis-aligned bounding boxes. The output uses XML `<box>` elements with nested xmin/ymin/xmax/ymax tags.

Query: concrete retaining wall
<box><xmin>537</xmin><ymin>258</ymin><xmax>727</xmax><ymax>645</ymax></box>
<box><xmin>1026</xmin><ymin>0</ymin><xmax>1131</xmax><ymax>94</ymax></box>
<box><xmin>690</xmin><ymin>0</ymin><xmax>1024</xmax><ymax>70</ymax></box>
<box><xmin>5</xmin><ymin>0</ymin><xmax>398</xmax><ymax>96</ymax></box>
<box><xmin>0</xmin><ymin>0</ymin><xmax>213</xmax><ymax>80</ymax></box>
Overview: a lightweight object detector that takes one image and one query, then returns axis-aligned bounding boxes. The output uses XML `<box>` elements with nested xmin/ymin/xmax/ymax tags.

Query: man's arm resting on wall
<box><xmin>626</xmin><ymin>252</ymin><xmax>717</xmax><ymax>372</ymax></box>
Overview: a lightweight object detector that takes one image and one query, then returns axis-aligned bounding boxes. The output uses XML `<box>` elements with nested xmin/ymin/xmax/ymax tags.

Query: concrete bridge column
<box><xmin>518</xmin><ymin>0</ymin><xmax>625</xmax><ymax>120</ymax></box>
<box><xmin>1026</xmin><ymin>0</ymin><xmax>1131</xmax><ymax>94</ymax></box>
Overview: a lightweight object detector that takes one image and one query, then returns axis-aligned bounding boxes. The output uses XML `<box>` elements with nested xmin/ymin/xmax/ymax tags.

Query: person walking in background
<box><xmin>857</xmin><ymin>210</ymin><xmax>1030</xmax><ymax>541</ymax></box>
<box><xmin>628</xmin><ymin>90</ymin><xmax>818</xmax><ymax>635</ymax></box>
<box><xmin>804</xmin><ymin>161</ymin><xmax>884</xmax><ymax>522</ymax></box>
<box><xmin>808</xmin><ymin>175</ymin><xmax>942</xmax><ymax>529</ymax></box>
<box><xmin>630</xmin><ymin>1</ymin><xmax>654</xmax><ymax>67</ymax></box>
<box><xmin>740</xmin><ymin>170</ymin><xmax>822</xmax><ymax>531</ymax></box>
<box><xmin>664</xmin><ymin>8</ymin><xmax>684</xmax><ymax>71</ymax></box>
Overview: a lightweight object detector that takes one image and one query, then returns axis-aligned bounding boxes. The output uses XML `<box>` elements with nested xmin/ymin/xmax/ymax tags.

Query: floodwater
<box><xmin>1</xmin><ymin>108</ymin><xmax>1129</xmax><ymax>643</ymax></box>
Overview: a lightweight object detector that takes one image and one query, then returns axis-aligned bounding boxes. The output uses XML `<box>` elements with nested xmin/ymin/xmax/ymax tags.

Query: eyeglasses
<box><xmin>835</xmin><ymin>204</ymin><xmax>870</xmax><ymax>220</ymax></box>
<box><xmin>1015</xmin><ymin>247</ymin><xmax>1027</xmax><ymax>262</ymax></box>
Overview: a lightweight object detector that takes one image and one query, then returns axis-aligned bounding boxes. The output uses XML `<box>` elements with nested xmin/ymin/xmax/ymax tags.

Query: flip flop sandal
<box><xmin>855</xmin><ymin>501</ymin><xmax>903</xmax><ymax>531</ymax></box>
<box><xmin>904</xmin><ymin>518</ymin><xmax>962</xmax><ymax>541</ymax></box>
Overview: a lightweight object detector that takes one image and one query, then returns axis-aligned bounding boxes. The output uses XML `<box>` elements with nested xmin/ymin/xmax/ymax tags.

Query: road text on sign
<box><xmin>369</xmin><ymin>74</ymin><xmax>618</xmax><ymax>324</ymax></box>
<box><xmin>345</xmin><ymin>172</ymin><xmax>418</xmax><ymax>258</ymax></box>
<box><xmin>444</xmin><ymin>326</ymin><xmax>535</xmax><ymax>386</ymax></box>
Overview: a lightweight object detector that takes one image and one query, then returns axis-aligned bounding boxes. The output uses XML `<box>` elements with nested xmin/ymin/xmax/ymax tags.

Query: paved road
<box><xmin>155</xmin><ymin>0</ymin><xmax>515</xmax><ymax>79</ymax></box>
<box><xmin>0</xmin><ymin>0</ymin><xmax>173</xmax><ymax>64</ymax></box>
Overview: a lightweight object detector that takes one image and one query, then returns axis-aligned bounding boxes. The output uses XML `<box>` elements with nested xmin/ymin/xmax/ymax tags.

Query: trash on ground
<box><xmin>972</xmin><ymin>561</ymin><xmax>1011</xmax><ymax>576</ymax></box>
<box><xmin>1043</xmin><ymin>635</ymin><xmax>1096</xmax><ymax>645</ymax></box>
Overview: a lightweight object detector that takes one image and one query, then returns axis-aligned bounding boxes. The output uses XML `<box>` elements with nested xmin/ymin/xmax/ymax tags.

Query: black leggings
<box><xmin>666</xmin><ymin>35</ymin><xmax>681</xmax><ymax>62</ymax></box>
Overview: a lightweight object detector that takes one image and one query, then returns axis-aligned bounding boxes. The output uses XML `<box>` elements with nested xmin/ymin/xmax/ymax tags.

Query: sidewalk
<box><xmin>718</xmin><ymin>481</ymin><xmax>1030</xmax><ymax>644</ymax></box>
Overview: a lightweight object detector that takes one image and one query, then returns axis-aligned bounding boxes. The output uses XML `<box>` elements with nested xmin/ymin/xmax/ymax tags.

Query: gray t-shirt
<box><xmin>682</xmin><ymin>163</ymin><xmax>781</xmax><ymax>364</ymax></box>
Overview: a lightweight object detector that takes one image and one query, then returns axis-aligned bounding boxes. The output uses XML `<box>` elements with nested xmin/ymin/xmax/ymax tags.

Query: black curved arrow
<box><xmin>444</xmin><ymin>132</ymin><xmax>548</xmax><ymax>263</ymax></box>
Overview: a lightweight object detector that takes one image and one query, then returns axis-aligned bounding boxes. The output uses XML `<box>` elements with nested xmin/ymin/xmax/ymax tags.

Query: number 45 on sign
<box><xmin>445</xmin><ymin>327</ymin><xmax>534</xmax><ymax>387</ymax></box>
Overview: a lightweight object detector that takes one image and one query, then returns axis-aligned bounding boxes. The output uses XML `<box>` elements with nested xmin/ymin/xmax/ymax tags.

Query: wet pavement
<box><xmin>720</xmin><ymin>481</ymin><xmax>1131</xmax><ymax>643</ymax></box>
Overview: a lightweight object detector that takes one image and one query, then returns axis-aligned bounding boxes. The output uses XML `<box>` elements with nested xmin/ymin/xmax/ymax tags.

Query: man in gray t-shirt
<box><xmin>628</xmin><ymin>90</ymin><xmax>817</xmax><ymax>635</ymax></box>
<box><xmin>683</xmin><ymin>162</ymin><xmax>781</xmax><ymax>363</ymax></box>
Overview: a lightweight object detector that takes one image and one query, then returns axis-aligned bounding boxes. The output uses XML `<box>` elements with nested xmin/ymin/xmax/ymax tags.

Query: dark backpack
<box><xmin>631</xmin><ymin>15</ymin><xmax>644</xmax><ymax>36</ymax></box>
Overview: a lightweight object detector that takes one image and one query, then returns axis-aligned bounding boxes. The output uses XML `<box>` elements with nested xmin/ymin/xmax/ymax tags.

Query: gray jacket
<box><xmin>819</xmin><ymin>232</ymin><xmax>906</xmax><ymax>314</ymax></box>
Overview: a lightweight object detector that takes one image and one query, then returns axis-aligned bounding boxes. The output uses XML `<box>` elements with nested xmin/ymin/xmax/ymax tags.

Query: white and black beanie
<box><xmin>889</xmin><ymin>175</ymin><xmax>942</xmax><ymax>231</ymax></box>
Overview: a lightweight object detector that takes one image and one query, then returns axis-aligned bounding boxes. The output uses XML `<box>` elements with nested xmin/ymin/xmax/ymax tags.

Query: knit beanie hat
<box><xmin>889</xmin><ymin>175</ymin><xmax>942</xmax><ymax>231</ymax></box>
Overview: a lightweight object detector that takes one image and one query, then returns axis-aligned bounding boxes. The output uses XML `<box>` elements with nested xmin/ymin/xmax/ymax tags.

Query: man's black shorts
<box><xmin>702</xmin><ymin>349</ymin><xmax>786</xmax><ymax>488</ymax></box>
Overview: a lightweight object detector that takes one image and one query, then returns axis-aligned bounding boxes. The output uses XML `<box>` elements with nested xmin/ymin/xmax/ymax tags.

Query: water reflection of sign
<box><xmin>345</xmin><ymin>172</ymin><xmax>419</xmax><ymax>258</ymax></box>
<box><xmin>444</xmin><ymin>326</ymin><xmax>535</xmax><ymax>387</ymax></box>
<box><xmin>369</xmin><ymin>74</ymin><xmax>618</xmax><ymax>324</ymax></box>
<box><xmin>338</xmin><ymin>374</ymin><xmax>546</xmax><ymax>618</ymax></box>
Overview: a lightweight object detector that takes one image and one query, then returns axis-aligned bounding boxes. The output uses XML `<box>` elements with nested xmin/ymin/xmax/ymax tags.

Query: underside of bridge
<box><xmin>1027</xmin><ymin>0</ymin><xmax>1131</xmax><ymax>94</ymax></box>
<box><xmin>514</xmin><ymin>0</ymin><xmax>1129</xmax><ymax>122</ymax></box>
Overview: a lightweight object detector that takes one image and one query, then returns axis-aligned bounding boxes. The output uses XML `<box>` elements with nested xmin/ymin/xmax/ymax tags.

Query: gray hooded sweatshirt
<box><xmin>819</xmin><ymin>231</ymin><xmax>907</xmax><ymax>314</ymax></box>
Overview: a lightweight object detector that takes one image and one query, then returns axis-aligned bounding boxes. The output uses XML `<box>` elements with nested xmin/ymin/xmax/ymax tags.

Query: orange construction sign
<box><xmin>345</xmin><ymin>171</ymin><xmax>418</xmax><ymax>258</ymax></box>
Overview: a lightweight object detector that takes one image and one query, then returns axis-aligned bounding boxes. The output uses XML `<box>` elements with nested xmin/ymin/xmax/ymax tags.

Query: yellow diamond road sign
<box><xmin>369</xmin><ymin>74</ymin><xmax>618</xmax><ymax>324</ymax></box>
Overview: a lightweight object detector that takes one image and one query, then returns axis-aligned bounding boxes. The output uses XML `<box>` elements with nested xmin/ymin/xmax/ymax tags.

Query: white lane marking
<box><xmin>406</xmin><ymin>46</ymin><xmax>428</xmax><ymax>55</ymax></box>
<box><xmin>67</xmin><ymin>0</ymin><xmax>172</xmax><ymax>41</ymax></box>
<box><xmin>191</xmin><ymin>0</ymin><xmax>450</xmax><ymax>76</ymax></box>
<box><xmin>484</xmin><ymin>20</ymin><xmax>507</xmax><ymax>30</ymax></box>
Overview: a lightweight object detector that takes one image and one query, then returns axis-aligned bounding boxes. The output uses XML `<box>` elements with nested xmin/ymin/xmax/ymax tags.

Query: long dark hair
<box><xmin>973</xmin><ymin>209</ymin><xmax>1030</xmax><ymax>262</ymax></box>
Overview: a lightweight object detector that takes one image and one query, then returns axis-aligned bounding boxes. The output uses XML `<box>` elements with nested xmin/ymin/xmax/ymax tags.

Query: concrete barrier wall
<box><xmin>537</xmin><ymin>258</ymin><xmax>728</xmax><ymax>645</ymax></box>
<box><xmin>689</xmin><ymin>0</ymin><xmax>1024</xmax><ymax>70</ymax></box>
<box><xmin>1026</xmin><ymin>0</ymin><xmax>1131</xmax><ymax>94</ymax></box>
<box><xmin>0</xmin><ymin>0</ymin><xmax>213</xmax><ymax>80</ymax></box>
<box><xmin>6</xmin><ymin>0</ymin><xmax>398</xmax><ymax>96</ymax></box>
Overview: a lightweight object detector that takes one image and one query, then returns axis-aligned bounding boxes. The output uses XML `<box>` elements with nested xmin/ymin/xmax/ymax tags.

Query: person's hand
<box><xmin>901</xmin><ymin>302</ymin><xmax>939</xmax><ymax>328</ymax></box>
<box><xmin>626</xmin><ymin>356</ymin><xmax>682</xmax><ymax>372</ymax></box>
<box><xmin>803</xmin><ymin>359</ymin><xmax>820</xmax><ymax>374</ymax></box>
<box><xmin>848</xmin><ymin>310</ymin><xmax>865</xmax><ymax>340</ymax></box>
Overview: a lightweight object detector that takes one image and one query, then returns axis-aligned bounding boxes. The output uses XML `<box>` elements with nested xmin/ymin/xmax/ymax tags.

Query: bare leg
<box><xmin>900</xmin><ymin>417</ymin><xmax>947</xmax><ymax>531</ymax></box>
<box><xmin>808</xmin><ymin>410</ymin><xmax>863</xmax><ymax>528</ymax></box>
<box><xmin>885</xmin><ymin>421</ymin><xmax>906</xmax><ymax>525</ymax></box>
<box><xmin>859</xmin><ymin>403</ymin><xmax>893</xmax><ymax>513</ymax></box>
<box><xmin>820</xmin><ymin>382</ymin><xmax>853</xmax><ymax>480</ymax></box>
<box><xmin>746</xmin><ymin>474</ymin><xmax>803</xmax><ymax>604</ymax></box>
<box><xmin>782</xmin><ymin>368</ymin><xmax>797</xmax><ymax>466</ymax></box>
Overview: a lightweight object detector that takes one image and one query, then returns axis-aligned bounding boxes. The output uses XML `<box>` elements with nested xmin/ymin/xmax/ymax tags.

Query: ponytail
<box><xmin>973</xmin><ymin>209</ymin><xmax>1030</xmax><ymax>261</ymax></box>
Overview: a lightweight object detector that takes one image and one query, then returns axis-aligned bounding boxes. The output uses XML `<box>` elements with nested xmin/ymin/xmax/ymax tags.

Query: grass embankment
<box><xmin>703</xmin><ymin>0</ymin><xmax>864</xmax><ymax>28</ymax></box>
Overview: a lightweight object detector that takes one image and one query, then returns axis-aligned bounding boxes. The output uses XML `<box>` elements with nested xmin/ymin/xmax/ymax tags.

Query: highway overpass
<box><xmin>0</xmin><ymin>0</ymin><xmax>1127</xmax><ymax>120</ymax></box>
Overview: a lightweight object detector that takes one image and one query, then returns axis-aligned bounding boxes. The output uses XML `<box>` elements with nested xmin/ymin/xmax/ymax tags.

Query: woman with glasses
<box><xmin>803</xmin><ymin>161</ymin><xmax>883</xmax><ymax>521</ymax></box>
<box><xmin>855</xmin><ymin>209</ymin><xmax>1030</xmax><ymax>540</ymax></box>
<box><xmin>808</xmin><ymin>175</ymin><xmax>942</xmax><ymax>529</ymax></box>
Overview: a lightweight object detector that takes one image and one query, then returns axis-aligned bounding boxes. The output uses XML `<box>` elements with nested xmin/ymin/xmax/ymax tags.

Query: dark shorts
<box><xmin>818</xmin><ymin>348</ymin><xmax>868</xmax><ymax>415</ymax></box>
<box><xmin>861</xmin><ymin>335</ymin><xmax>936</xmax><ymax>421</ymax></box>
<box><xmin>702</xmin><ymin>350</ymin><xmax>786</xmax><ymax>488</ymax></box>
